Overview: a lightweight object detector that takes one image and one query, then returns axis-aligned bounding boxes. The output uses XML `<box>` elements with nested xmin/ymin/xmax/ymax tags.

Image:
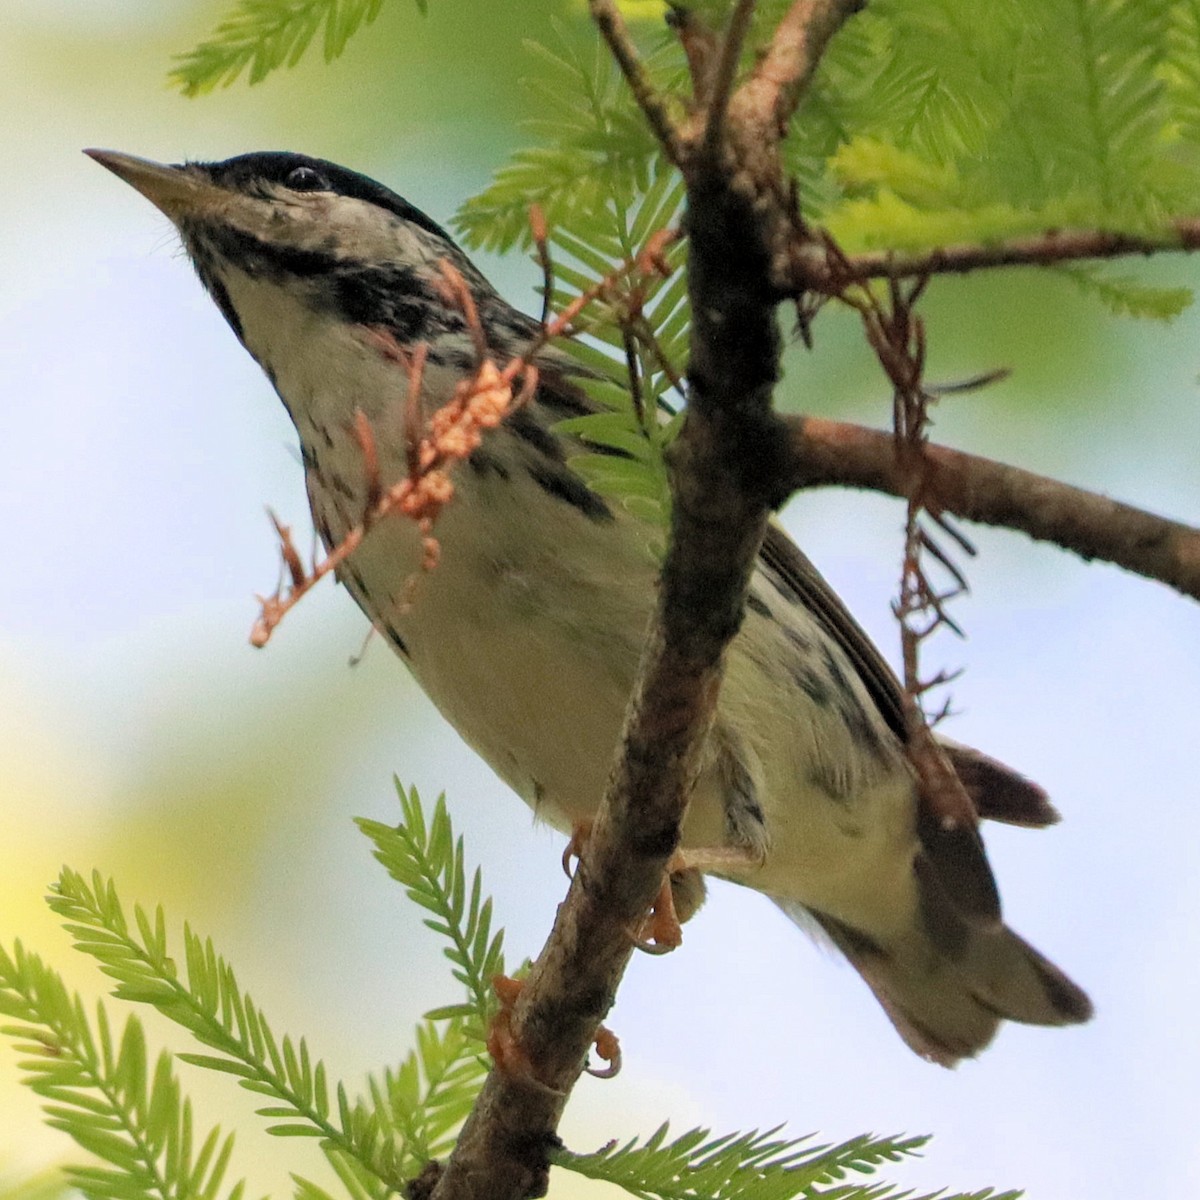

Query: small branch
<box><xmin>588</xmin><ymin>0</ymin><xmax>686</xmax><ymax>165</ymax></box>
<box><xmin>840</xmin><ymin>275</ymin><xmax>983</xmax><ymax>853</ymax></box>
<box><xmin>430</xmin><ymin>254</ymin><xmax>777</xmax><ymax>1200</ymax></box>
<box><xmin>788</xmin><ymin>218</ymin><xmax>1200</xmax><ymax>291</ymax></box>
<box><xmin>701</xmin><ymin>0</ymin><xmax>757</xmax><ymax>159</ymax></box>
<box><xmin>738</xmin><ymin>0</ymin><xmax>865</xmax><ymax>133</ymax></box>
<box><xmin>666</xmin><ymin>4</ymin><xmax>720</xmax><ymax>104</ymax></box>
<box><xmin>849</xmin><ymin>276</ymin><xmax>970</xmax><ymax>725</ymax></box>
<box><xmin>249</xmin><ymin>344</ymin><xmax>519</xmax><ymax>647</ymax></box>
<box><xmin>785</xmin><ymin>415</ymin><xmax>1200</xmax><ymax>602</ymax></box>
<box><xmin>529</xmin><ymin>204</ymin><xmax>554</xmax><ymax>328</ymax></box>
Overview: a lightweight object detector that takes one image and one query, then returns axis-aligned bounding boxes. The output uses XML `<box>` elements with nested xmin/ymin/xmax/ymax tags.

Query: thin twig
<box><xmin>529</xmin><ymin>204</ymin><xmax>554</xmax><ymax>328</ymax></box>
<box><xmin>788</xmin><ymin>216</ymin><xmax>1200</xmax><ymax>291</ymax></box>
<box><xmin>588</xmin><ymin>0</ymin><xmax>686</xmax><ymax>164</ymax></box>
<box><xmin>702</xmin><ymin>0</ymin><xmax>757</xmax><ymax>159</ymax></box>
<box><xmin>267</xmin><ymin>510</ymin><xmax>305</xmax><ymax>590</ymax></box>
<box><xmin>405</xmin><ymin>343</ymin><xmax>429</xmax><ymax>478</ymax></box>
<box><xmin>621</xmin><ymin>326</ymin><xmax>645</xmax><ymax>427</ymax></box>
<box><xmin>629</xmin><ymin>312</ymin><xmax>687</xmax><ymax>399</ymax></box>
<box><xmin>666</xmin><ymin>3</ymin><xmax>720</xmax><ymax>104</ymax></box>
<box><xmin>354</xmin><ymin>409</ymin><xmax>382</xmax><ymax>512</ymax></box>
<box><xmin>530</xmin><ymin>225</ymin><xmax>679</xmax><ymax>359</ymax></box>
<box><xmin>784</xmin><ymin>415</ymin><xmax>1200</xmax><ymax>603</ymax></box>
<box><xmin>437</xmin><ymin>261</ymin><xmax>488</xmax><ymax>364</ymax></box>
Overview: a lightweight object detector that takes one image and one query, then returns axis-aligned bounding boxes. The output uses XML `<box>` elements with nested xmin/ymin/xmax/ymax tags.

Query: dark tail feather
<box><xmin>941</xmin><ymin>741</ymin><xmax>1061</xmax><ymax>828</ymax></box>
<box><xmin>776</xmin><ymin>893</ymin><xmax>1092</xmax><ymax>1067</ymax></box>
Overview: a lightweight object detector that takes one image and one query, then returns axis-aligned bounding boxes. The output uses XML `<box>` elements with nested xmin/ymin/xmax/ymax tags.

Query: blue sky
<box><xmin>2</xmin><ymin>4</ymin><xmax>1199</xmax><ymax>1198</ymax></box>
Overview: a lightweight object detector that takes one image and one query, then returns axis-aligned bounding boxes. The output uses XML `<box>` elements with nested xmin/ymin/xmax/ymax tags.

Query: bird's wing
<box><xmin>757</xmin><ymin>522</ymin><xmax>1057</xmax><ymax>825</ymax></box>
<box><xmin>757</xmin><ymin>522</ymin><xmax>1057</xmax><ymax>926</ymax></box>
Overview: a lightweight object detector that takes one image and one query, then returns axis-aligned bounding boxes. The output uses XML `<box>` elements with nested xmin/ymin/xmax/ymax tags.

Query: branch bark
<box><xmin>427</xmin><ymin>4</ymin><xmax>1200</xmax><ymax>1199</ymax></box>
<box><xmin>785</xmin><ymin>219</ymin><xmax>1200</xmax><ymax>291</ymax></box>
<box><xmin>785</xmin><ymin>415</ymin><xmax>1200</xmax><ymax>601</ymax></box>
<box><xmin>739</xmin><ymin>0</ymin><xmax>865</xmax><ymax>133</ymax></box>
<box><xmin>588</xmin><ymin>0</ymin><xmax>685</xmax><ymax>165</ymax></box>
<box><xmin>701</xmin><ymin>0</ymin><xmax>756</xmax><ymax>155</ymax></box>
<box><xmin>429</xmin><ymin>4</ymin><xmax>863</xmax><ymax>1200</ymax></box>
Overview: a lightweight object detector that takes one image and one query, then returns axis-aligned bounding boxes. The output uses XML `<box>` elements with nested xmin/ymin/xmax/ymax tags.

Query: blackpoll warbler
<box><xmin>87</xmin><ymin>148</ymin><xmax>1092</xmax><ymax>1064</ymax></box>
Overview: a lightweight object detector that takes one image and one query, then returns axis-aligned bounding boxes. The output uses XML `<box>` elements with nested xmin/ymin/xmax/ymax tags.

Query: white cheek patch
<box><xmin>217</xmin><ymin>185</ymin><xmax>445</xmax><ymax>273</ymax></box>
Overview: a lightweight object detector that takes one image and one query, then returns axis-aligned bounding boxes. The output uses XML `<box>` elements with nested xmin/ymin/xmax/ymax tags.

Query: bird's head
<box><xmin>84</xmin><ymin>149</ymin><xmax>497</xmax><ymax>354</ymax></box>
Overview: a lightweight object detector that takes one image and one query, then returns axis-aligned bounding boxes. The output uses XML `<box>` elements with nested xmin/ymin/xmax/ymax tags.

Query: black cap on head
<box><xmin>196</xmin><ymin>152</ymin><xmax>455</xmax><ymax>245</ymax></box>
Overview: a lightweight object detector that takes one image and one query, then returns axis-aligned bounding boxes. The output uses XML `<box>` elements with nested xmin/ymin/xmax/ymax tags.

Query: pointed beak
<box><xmin>84</xmin><ymin>149</ymin><xmax>225</xmax><ymax>222</ymax></box>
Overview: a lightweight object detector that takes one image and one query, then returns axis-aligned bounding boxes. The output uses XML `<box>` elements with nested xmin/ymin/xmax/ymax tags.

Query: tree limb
<box><xmin>589</xmin><ymin>0</ymin><xmax>686</xmax><ymax>165</ymax></box>
<box><xmin>786</xmin><ymin>219</ymin><xmax>1200</xmax><ymax>291</ymax></box>
<box><xmin>701</xmin><ymin>0</ymin><xmax>756</xmax><ymax>157</ymax></box>
<box><xmin>429</xmin><ymin>4</ymin><xmax>866</xmax><ymax>1200</ymax></box>
<box><xmin>738</xmin><ymin>0</ymin><xmax>866</xmax><ymax>133</ymax></box>
<box><xmin>785</xmin><ymin>415</ymin><xmax>1200</xmax><ymax>602</ymax></box>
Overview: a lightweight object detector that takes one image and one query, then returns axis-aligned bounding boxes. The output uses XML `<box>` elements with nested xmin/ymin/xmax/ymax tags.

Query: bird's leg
<box><xmin>630</xmin><ymin>847</ymin><xmax>755</xmax><ymax>953</ymax></box>
<box><xmin>566</xmin><ymin>822</ymin><xmax>761</xmax><ymax>954</ymax></box>
<box><xmin>488</xmin><ymin>972</ymin><xmax>621</xmax><ymax>1082</ymax></box>
<box><xmin>486</xmin><ymin>974</ymin><xmax>533</xmax><ymax>1077</ymax></box>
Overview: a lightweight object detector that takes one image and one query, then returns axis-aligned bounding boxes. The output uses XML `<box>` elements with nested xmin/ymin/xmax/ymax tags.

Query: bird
<box><xmin>86</xmin><ymin>147</ymin><xmax>1092</xmax><ymax>1065</ymax></box>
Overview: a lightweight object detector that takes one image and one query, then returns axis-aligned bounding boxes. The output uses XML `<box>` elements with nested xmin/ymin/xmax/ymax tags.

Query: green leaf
<box><xmin>42</xmin><ymin>868</ymin><xmax>407</xmax><ymax>1192</ymax></box>
<box><xmin>0</xmin><ymin>940</ymin><xmax>245</xmax><ymax>1200</ymax></box>
<box><xmin>357</xmin><ymin>784</ymin><xmax>506</xmax><ymax>1033</ymax></box>
<box><xmin>1055</xmin><ymin>264</ymin><xmax>1192</xmax><ymax>320</ymax></box>
<box><xmin>265</xmin><ymin>1124</ymin><xmax>327</xmax><ymax>1137</ymax></box>
<box><xmin>170</xmin><ymin>0</ymin><xmax>408</xmax><ymax>96</ymax></box>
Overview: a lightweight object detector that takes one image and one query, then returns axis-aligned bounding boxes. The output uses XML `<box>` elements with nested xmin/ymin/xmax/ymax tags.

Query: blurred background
<box><xmin>2</xmin><ymin>2</ymin><xmax>1198</xmax><ymax>1197</ymax></box>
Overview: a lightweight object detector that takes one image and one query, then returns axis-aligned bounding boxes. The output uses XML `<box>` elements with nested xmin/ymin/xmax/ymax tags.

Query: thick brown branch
<box><xmin>789</xmin><ymin>219</ymin><xmax>1200</xmax><ymax>291</ymax></box>
<box><xmin>738</xmin><ymin>0</ymin><xmax>865</xmax><ymax>133</ymax></box>
<box><xmin>429</xmin><ymin>316</ymin><xmax>777</xmax><ymax>1200</ymax></box>
<box><xmin>430</xmin><ymin>271</ymin><xmax>779</xmax><ymax>1200</ymax></box>
<box><xmin>786</xmin><ymin>415</ymin><xmax>1200</xmax><ymax>602</ymax></box>
<box><xmin>588</xmin><ymin>0</ymin><xmax>685</xmax><ymax>164</ymax></box>
<box><xmin>430</xmin><ymin>6</ymin><xmax>858</xmax><ymax>1200</ymax></box>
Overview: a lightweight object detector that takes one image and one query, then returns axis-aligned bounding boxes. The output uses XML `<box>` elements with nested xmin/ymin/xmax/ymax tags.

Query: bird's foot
<box><xmin>630</xmin><ymin>845</ymin><xmax>763</xmax><ymax>954</ymax></box>
<box><xmin>631</xmin><ymin>868</ymin><xmax>686</xmax><ymax>954</ymax></box>
<box><xmin>561</xmin><ymin>819</ymin><xmax>593</xmax><ymax>878</ymax></box>
<box><xmin>486</xmin><ymin>974</ymin><xmax>532</xmax><ymax>1077</ymax></box>
<box><xmin>585</xmin><ymin>1025</ymin><xmax>622</xmax><ymax>1078</ymax></box>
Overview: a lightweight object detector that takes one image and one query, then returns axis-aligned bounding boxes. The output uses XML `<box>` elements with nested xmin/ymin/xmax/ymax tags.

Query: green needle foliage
<box><xmin>358</xmin><ymin>787</ymin><xmax>507</xmax><ymax>1040</ymax></box>
<box><xmin>453</xmin><ymin>32</ymin><xmax>676</xmax><ymax>255</ymax></box>
<box><xmin>555</xmin><ymin>1123</ymin><xmax>1020</xmax><ymax>1200</ymax></box>
<box><xmin>167</xmin><ymin>0</ymin><xmax>1200</xmax><ymax>524</ymax></box>
<box><xmin>170</xmin><ymin>0</ymin><xmax>1200</xmax><ymax>279</ymax></box>
<box><xmin>0</xmin><ymin>941</ymin><xmax>246</xmax><ymax>1200</ymax></box>
<box><xmin>170</xmin><ymin>0</ymin><xmax>423</xmax><ymax>96</ymax></box>
<box><xmin>459</xmin><ymin>30</ymin><xmax>689</xmax><ymax>539</ymax></box>
<box><xmin>1</xmin><ymin>787</ymin><xmax>1018</xmax><ymax>1199</ymax></box>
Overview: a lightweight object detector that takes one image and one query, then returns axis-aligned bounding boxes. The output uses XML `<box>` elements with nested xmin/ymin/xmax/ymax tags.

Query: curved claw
<box><xmin>484</xmin><ymin>975</ymin><xmax>565</xmax><ymax>1097</ymax></box>
<box><xmin>629</xmin><ymin>928</ymin><xmax>679</xmax><ymax>955</ymax></box>
<box><xmin>485</xmin><ymin>975</ymin><xmax>531</xmax><ymax>1077</ymax></box>
<box><xmin>585</xmin><ymin>1025</ymin><xmax>622</xmax><ymax>1079</ymax></box>
<box><xmin>561</xmin><ymin>819</ymin><xmax>594</xmax><ymax>879</ymax></box>
<box><xmin>628</xmin><ymin>874</ymin><xmax>684</xmax><ymax>954</ymax></box>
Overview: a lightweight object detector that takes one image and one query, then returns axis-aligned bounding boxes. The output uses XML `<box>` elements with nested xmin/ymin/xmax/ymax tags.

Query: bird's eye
<box><xmin>285</xmin><ymin>165</ymin><xmax>328</xmax><ymax>192</ymax></box>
